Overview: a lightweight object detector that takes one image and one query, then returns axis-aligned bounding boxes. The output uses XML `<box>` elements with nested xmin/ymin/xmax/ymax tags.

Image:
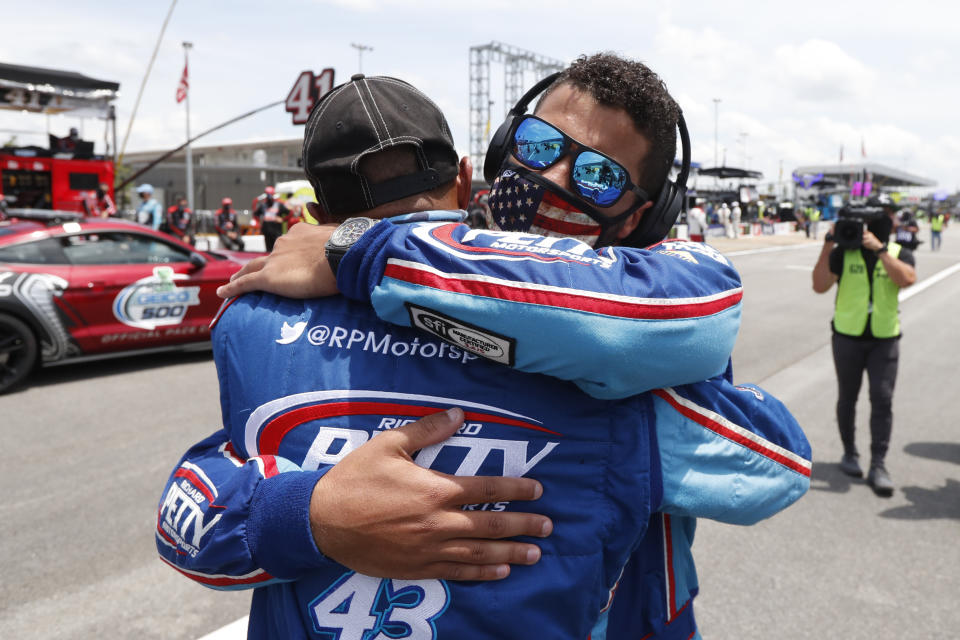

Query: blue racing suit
<box><xmin>157</xmin><ymin>212</ymin><xmax>811</xmax><ymax>639</ymax></box>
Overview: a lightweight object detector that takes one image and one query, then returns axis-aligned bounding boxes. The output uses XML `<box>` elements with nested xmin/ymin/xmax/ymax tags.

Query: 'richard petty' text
<box><xmin>159</xmin><ymin>478</ymin><xmax>219</xmax><ymax>558</ymax></box>
<box><xmin>161</xmin><ymin>422</ymin><xmax>557</xmax><ymax>553</ymax></box>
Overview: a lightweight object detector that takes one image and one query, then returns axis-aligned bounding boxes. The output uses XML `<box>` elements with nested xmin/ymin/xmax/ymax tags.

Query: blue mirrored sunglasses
<box><xmin>511</xmin><ymin>115</ymin><xmax>649</xmax><ymax>208</ymax></box>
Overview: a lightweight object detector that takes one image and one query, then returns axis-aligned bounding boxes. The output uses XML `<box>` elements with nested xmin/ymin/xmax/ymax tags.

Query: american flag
<box><xmin>484</xmin><ymin>170</ymin><xmax>602</xmax><ymax>244</ymax></box>
<box><xmin>485</xmin><ymin>170</ymin><xmax>544</xmax><ymax>232</ymax></box>
<box><xmin>176</xmin><ymin>62</ymin><xmax>189</xmax><ymax>103</ymax></box>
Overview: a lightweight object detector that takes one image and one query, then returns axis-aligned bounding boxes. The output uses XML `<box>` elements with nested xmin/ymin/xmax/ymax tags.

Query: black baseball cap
<box><xmin>302</xmin><ymin>74</ymin><xmax>460</xmax><ymax>217</ymax></box>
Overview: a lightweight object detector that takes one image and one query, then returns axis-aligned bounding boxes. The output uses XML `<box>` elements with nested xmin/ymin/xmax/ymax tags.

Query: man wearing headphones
<box><xmin>161</xmin><ymin>59</ymin><xmax>809</xmax><ymax>638</ymax></box>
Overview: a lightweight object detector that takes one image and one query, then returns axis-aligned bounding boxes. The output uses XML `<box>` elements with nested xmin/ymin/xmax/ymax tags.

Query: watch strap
<box><xmin>325</xmin><ymin>244</ymin><xmax>345</xmax><ymax>277</ymax></box>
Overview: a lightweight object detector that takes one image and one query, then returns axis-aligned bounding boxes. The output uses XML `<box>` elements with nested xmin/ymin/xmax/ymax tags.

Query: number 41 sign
<box><xmin>285</xmin><ymin>69</ymin><xmax>335</xmax><ymax>125</ymax></box>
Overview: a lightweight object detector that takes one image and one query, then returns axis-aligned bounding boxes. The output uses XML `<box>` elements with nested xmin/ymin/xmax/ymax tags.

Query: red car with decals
<box><xmin>0</xmin><ymin>209</ymin><xmax>261</xmax><ymax>393</ymax></box>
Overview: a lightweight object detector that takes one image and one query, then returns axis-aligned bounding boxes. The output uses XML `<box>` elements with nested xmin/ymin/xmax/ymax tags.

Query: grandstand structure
<box><xmin>792</xmin><ymin>162</ymin><xmax>936</xmax><ymax>189</ymax></box>
<box><xmin>468</xmin><ymin>42</ymin><xmax>564</xmax><ymax>180</ymax></box>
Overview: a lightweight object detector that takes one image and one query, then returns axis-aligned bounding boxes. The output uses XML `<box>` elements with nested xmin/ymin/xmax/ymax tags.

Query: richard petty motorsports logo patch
<box><xmin>113</xmin><ymin>266</ymin><xmax>201</xmax><ymax>330</ymax></box>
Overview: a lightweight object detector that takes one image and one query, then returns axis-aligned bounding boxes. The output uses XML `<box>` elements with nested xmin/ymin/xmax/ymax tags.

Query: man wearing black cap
<box><xmin>159</xmin><ymin>74</ymin><xmax>553</xmax><ymax>595</ymax></box>
<box><xmin>158</xmin><ymin>70</ymin><xmax>809</xmax><ymax>639</ymax></box>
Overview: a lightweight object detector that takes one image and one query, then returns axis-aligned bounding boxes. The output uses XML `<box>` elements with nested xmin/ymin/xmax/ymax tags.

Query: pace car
<box><xmin>0</xmin><ymin>209</ymin><xmax>262</xmax><ymax>393</ymax></box>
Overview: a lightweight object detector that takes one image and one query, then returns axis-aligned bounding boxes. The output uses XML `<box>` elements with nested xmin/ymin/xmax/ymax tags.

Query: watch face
<box><xmin>331</xmin><ymin>218</ymin><xmax>374</xmax><ymax>248</ymax></box>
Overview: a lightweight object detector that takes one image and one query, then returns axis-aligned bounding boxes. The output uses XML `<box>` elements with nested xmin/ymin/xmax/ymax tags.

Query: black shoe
<box><xmin>839</xmin><ymin>454</ymin><xmax>863</xmax><ymax>478</ymax></box>
<box><xmin>867</xmin><ymin>464</ymin><xmax>894</xmax><ymax>497</ymax></box>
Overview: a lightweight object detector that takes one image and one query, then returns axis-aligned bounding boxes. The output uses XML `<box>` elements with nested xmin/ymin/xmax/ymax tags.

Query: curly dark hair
<box><xmin>539</xmin><ymin>53</ymin><xmax>679</xmax><ymax>198</ymax></box>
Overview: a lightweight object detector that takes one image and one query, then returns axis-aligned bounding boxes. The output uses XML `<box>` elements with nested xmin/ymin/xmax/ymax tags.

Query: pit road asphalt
<box><xmin>1</xmin><ymin>226</ymin><xmax>957</xmax><ymax>639</ymax></box>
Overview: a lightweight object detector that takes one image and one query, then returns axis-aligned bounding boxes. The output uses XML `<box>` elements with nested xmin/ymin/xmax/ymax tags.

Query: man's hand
<box><xmin>217</xmin><ymin>222</ymin><xmax>338</xmax><ymax>299</ymax></box>
<box><xmin>861</xmin><ymin>229</ymin><xmax>884</xmax><ymax>252</ymax></box>
<box><xmin>310</xmin><ymin>408</ymin><xmax>552</xmax><ymax>581</ymax></box>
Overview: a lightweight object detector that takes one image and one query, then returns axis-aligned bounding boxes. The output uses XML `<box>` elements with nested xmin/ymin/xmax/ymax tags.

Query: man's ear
<box><xmin>456</xmin><ymin>156</ymin><xmax>473</xmax><ymax>211</ymax></box>
<box><xmin>615</xmin><ymin>200</ymin><xmax>654</xmax><ymax>241</ymax></box>
<box><xmin>306</xmin><ymin>201</ymin><xmax>334</xmax><ymax>225</ymax></box>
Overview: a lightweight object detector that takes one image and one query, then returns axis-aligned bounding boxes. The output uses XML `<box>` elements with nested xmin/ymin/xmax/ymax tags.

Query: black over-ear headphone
<box><xmin>483</xmin><ymin>73</ymin><xmax>562</xmax><ymax>184</ymax></box>
<box><xmin>483</xmin><ymin>72</ymin><xmax>691</xmax><ymax>248</ymax></box>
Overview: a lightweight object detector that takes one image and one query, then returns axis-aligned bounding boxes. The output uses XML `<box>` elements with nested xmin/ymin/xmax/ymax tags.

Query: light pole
<box><xmin>712</xmin><ymin>98</ymin><xmax>721</xmax><ymax>167</ymax></box>
<box><xmin>182</xmin><ymin>41</ymin><xmax>194</xmax><ymax>211</ymax></box>
<box><xmin>350</xmin><ymin>43</ymin><xmax>373</xmax><ymax>74</ymax></box>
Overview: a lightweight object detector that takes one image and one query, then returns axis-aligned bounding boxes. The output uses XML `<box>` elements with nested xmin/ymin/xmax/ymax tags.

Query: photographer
<box><xmin>894</xmin><ymin>209</ymin><xmax>921</xmax><ymax>251</ymax></box>
<box><xmin>812</xmin><ymin>200</ymin><xmax>916</xmax><ymax>496</ymax></box>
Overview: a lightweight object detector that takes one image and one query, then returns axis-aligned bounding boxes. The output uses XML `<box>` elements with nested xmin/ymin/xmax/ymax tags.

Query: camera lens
<box><xmin>835</xmin><ymin>220</ymin><xmax>862</xmax><ymax>249</ymax></box>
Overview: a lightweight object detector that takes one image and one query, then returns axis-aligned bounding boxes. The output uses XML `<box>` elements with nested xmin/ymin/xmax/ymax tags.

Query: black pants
<box><xmin>831</xmin><ymin>333</ymin><xmax>899</xmax><ymax>464</ymax></box>
<box><xmin>262</xmin><ymin>221</ymin><xmax>283</xmax><ymax>252</ymax></box>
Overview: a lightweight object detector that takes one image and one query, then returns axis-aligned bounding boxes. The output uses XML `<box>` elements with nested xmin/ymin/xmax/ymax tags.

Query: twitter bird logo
<box><xmin>276</xmin><ymin>321</ymin><xmax>308</xmax><ymax>344</ymax></box>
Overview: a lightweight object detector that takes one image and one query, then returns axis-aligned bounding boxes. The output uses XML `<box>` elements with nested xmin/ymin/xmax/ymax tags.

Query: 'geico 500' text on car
<box><xmin>0</xmin><ymin>210</ymin><xmax>259</xmax><ymax>393</ymax></box>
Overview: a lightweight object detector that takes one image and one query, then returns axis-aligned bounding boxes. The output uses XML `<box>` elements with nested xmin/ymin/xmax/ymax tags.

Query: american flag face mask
<box><xmin>485</xmin><ymin>167</ymin><xmax>638</xmax><ymax>247</ymax></box>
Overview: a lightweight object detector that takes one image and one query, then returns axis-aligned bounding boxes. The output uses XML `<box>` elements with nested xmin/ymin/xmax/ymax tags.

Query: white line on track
<box><xmin>197</xmin><ymin>616</ymin><xmax>248</xmax><ymax>640</ymax></box>
<box><xmin>900</xmin><ymin>261</ymin><xmax>960</xmax><ymax>302</ymax></box>
<box><xmin>724</xmin><ymin>243</ymin><xmax>819</xmax><ymax>257</ymax></box>
<box><xmin>721</xmin><ymin>243</ymin><xmax>960</xmax><ymax>297</ymax></box>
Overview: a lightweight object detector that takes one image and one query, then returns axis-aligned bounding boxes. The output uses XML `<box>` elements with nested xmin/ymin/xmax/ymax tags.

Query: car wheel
<box><xmin>0</xmin><ymin>313</ymin><xmax>38</xmax><ymax>393</ymax></box>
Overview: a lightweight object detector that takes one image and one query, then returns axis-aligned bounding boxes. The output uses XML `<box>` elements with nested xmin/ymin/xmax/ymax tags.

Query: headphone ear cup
<box><xmin>483</xmin><ymin>117</ymin><xmax>516</xmax><ymax>184</ymax></box>
<box><xmin>623</xmin><ymin>180</ymin><xmax>684</xmax><ymax>248</ymax></box>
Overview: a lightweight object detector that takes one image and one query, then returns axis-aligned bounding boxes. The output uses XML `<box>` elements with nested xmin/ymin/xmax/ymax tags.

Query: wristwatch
<box><xmin>325</xmin><ymin>217</ymin><xmax>377</xmax><ymax>276</ymax></box>
<box><xmin>876</xmin><ymin>244</ymin><xmax>888</xmax><ymax>255</ymax></box>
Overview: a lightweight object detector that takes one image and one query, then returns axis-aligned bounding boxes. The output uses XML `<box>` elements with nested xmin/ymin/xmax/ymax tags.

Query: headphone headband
<box><xmin>675</xmin><ymin>110</ymin><xmax>690</xmax><ymax>190</ymax></box>
<box><xmin>509</xmin><ymin>72</ymin><xmax>562</xmax><ymax>116</ymax></box>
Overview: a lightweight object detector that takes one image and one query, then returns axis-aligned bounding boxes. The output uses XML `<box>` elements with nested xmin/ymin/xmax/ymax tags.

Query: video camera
<box><xmin>833</xmin><ymin>205</ymin><xmax>891</xmax><ymax>250</ymax></box>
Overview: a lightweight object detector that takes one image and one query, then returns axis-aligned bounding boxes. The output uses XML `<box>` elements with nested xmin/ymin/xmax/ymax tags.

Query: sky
<box><xmin>1</xmin><ymin>0</ymin><xmax>957</xmax><ymax>193</ymax></box>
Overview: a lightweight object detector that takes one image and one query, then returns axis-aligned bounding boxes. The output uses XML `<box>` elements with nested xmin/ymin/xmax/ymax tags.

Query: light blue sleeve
<box><xmin>653</xmin><ymin>379</ymin><xmax>811</xmax><ymax>525</ymax></box>
<box><xmin>338</xmin><ymin>216</ymin><xmax>744</xmax><ymax>399</ymax></box>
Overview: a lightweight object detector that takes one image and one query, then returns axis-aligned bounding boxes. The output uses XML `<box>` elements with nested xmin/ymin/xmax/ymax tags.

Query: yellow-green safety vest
<box><xmin>931</xmin><ymin>215</ymin><xmax>944</xmax><ymax>232</ymax></box>
<box><xmin>834</xmin><ymin>243</ymin><xmax>903</xmax><ymax>338</ymax></box>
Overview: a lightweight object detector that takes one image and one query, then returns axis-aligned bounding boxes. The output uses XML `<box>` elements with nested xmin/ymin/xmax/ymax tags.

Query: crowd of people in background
<box><xmin>464</xmin><ymin>187</ymin><xmax>954</xmax><ymax>245</ymax></box>
<box><xmin>122</xmin><ymin>183</ymin><xmax>307</xmax><ymax>250</ymax></box>
<box><xmin>673</xmin><ymin>197</ymin><xmax>948</xmax><ymax>245</ymax></box>
<box><xmin>68</xmin><ymin>181</ymin><xmax>957</xmax><ymax>253</ymax></box>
